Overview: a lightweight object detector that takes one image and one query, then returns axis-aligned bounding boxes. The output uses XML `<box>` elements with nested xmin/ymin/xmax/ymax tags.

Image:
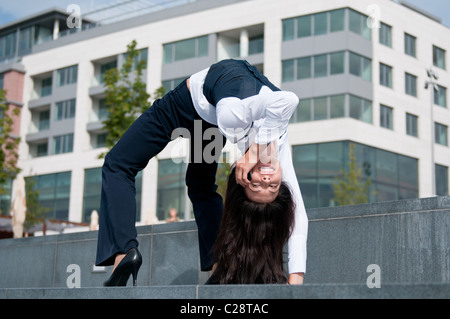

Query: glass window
<box><xmin>404</xmin><ymin>33</ymin><xmax>416</xmax><ymax>57</ymax></box>
<box><xmin>292</xmin><ymin>144</ymin><xmax>318</xmax><ymax>208</ymax></box>
<box><xmin>313</xmin><ymin>97</ymin><xmax>328</xmax><ymax>120</ymax></box>
<box><xmin>380</xmin><ymin>104</ymin><xmax>393</xmax><ymax>130</ymax></box>
<box><xmin>379</xmin><ymin>23</ymin><xmax>392</xmax><ymax>47</ymax></box>
<box><xmin>57</xmin><ymin>65</ymin><xmax>78</xmax><ymax>87</ymax></box>
<box><xmin>380</xmin><ymin>63</ymin><xmax>392</xmax><ymax>88</ymax></box>
<box><xmin>162</xmin><ymin>77</ymin><xmax>184</xmax><ymax>93</ymax></box>
<box><xmin>38</xmin><ymin>110</ymin><xmax>50</xmax><ymax>131</ymax></box>
<box><xmin>298</xmin><ymin>98</ymin><xmax>312</xmax><ymax>122</ymax></box>
<box><xmin>349</xmin><ymin>52</ymin><xmax>361</xmax><ymax>77</ymax></box>
<box><xmin>174</xmin><ymin>38</ymin><xmax>196</xmax><ymax>61</ymax></box>
<box><xmin>349</xmin><ymin>9</ymin><xmax>361</xmax><ymax>35</ymax></box>
<box><xmin>96</xmin><ymin>133</ymin><xmax>107</xmax><ymax>148</ymax></box>
<box><xmin>349</xmin><ymin>9</ymin><xmax>371</xmax><ymax>40</ymax></box>
<box><xmin>41</xmin><ymin>77</ymin><xmax>52</xmax><ymax>97</ymax></box>
<box><xmin>435</xmin><ymin>123</ymin><xmax>448</xmax><ymax>146</ymax></box>
<box><xmin>290</xmin><ymin>104</ymin><xmax>299</xmax><ymax>123</ymax></box>
<box><xmin>129</xmin><ymin>48</ymin><xmax>147</xmax><ymax>71</ymax></box>
<box><xmin>292</xmin><ymin>142</ymin><xmax>418</xmax><ymax>208</ymax></box>
<box><xmin>362</xmin><ymin>57</ymin><xmax>372</xmax><ymax>82</ymax></box>
<box><xmin>318</xmin><ymin>142</ymin><xmax>344</xmax><ymax>177</ymax></box>
<box><xmin>26</xmin><ymin>172</ymin><xmax>72</xmax><ymax>220</ymax></box>
<box><xmin>98</xmin><ymin>99</ymin><xmax>108</xmax><ymax>121</ymax></box>
<box><xmin>163</xmin><ymin>43</ymin><xmax>173</xmax><ymax>64</ymax></box>
<box><xmin>163</xmin><ymin>36</ymin><xmax>209</xmax><ymax>64</ymax></box>
<box><xmin>293</xmin><ymin>144</ymin><xmax>317</xmax><ymax>178</ymax></box>
<box><xmin>55</xmin><ymin>99</ymin><xmax>76</xmax><ymax>121</ymax></box>
<box><xmin>314</xmin><ymin>54</ymin><xmax>328</xmax><ymax>77</ymax></box>
<box><xmin>0</xmin><ymin>33</ymin><xmax>16</xmax><ymax>58</ymax></box>
<box><xmin>397</xmin><ymin>155</ymin><xmax>419</xmax><ymax>199</ymax></box>
<box><xmin>19</xmin><ymin>27</ymin><xmax>33</xmax><ymax>52</ymax></box>
<box><xmin>330</xmin><ymin>9</ymin><xmax>345</xmax><ymax>32</ymax></box>
<box><xmin>249</xmin><ymin>35</ymin><xmax>264</xmax><ymax>55</ymax></box>
<box><xmin>436</xmin><ymin>164</ymin><xmax>448</xmax><ymax>196</ymax></box>
<box><xmin>282</xmin><ymin>60</ymin><xmax>295</xmax><ymax>82</ymax></box>
<box><xmin>297</xmin><ymin>57</ymin><xmax>312</xmax><ymax>79</ymax></box>
<box><xmin>376</xmin><ymin>149</ymin><xmax>398</xmax><ymax>187</ymax></box>
<box><xmin>297</xmin><ymin>15</ymin><xmax>312</xmax><ymax>38</ymax></box>
<box><xmin>433</xmin><ymin>45</ymin><xmax>446</xmax><ymax>69</ymax></box>
<box><xmin>349</xmin><ymin>95</ymin><xmax>372</xmax><ymax>123</ymax></box>
<box><xmin>362</xmin><ymin>19</ymin><xmax>371</xmax><ymax>39</ymax></box>
<box><xmin>434</xmin><ymin>85</ymin><xmax>447</xmax><ymax>107</ymax></box>
<box><xmin>314</xmin><ymin>12</ymin><xmax>328</xmax><ymax>35</ymax></box>
<box><xmin>405</xmin><ymin>73</ymin><xmax>417</xmax><ymax>97</ymax></box>
<box><xmin>34</xmin><ymin>24</ymin><xmax>52</xmax><ymax>45</ymax></box>
<box><xmin>157</xmin><ymin>158</ymin><xmax>187</xmax><ymax>221</ymax></box>
<box><xmin>352</xmin><ymin>143</ymin><xmax>375</xmax><ymax>182</ymax></box>
<box><xmin>282</xmin><ymin>18</ymin><xmax>295</xmax><ymax>41</ymax></box>
<box><xmin>362</xmin><ymin>99</ymin><xmax>372</xmax><ymax>123</ymax></box>
<box><xmin>330</xmin><ymin>51</ymin><xmax>345</xmax><ymax>75</ymax></box>
<box><xmin>100</xmin><ymin>60</ymin><xmax>117</xmax><ymax>83</ymax></box>
<box><xmin>406</xmin><ymin>113</ymin><xmax>418</xmax><ymax>137</ymax></box>
<box><xmin>197</xmin><ymin>36</ymin><xmax>209</xmax><ymax>57</ymax></box>
<box><xmin>53</xmin><ymin>134</ymin><xmax>74</xmax><ymax>154</ymax></box>
<box><xmin>82</xmin><ymin>168</ymin><xmax>142</xmax><ymax>222</ymax></box>
<box><xmin>82</xmin><ymin>167</ymin><xmax>102</xmax><ymax>223</ymax></box>
<box><xmin>330</xmin><ymin>95</ymin><xmax>345</xmax><ymax>118</ymax></box>
<box><xmin>37</xmin><ymin>143</ymin><xmax>48</xmax><ymax>157</ymax></box>
<box><xmin>283</xmin><ymin>9</ymin><xmax>346</xmax><ymax>40</ymax></box>
<box><xmin>4</xmin><ymin>32</ymin><xmax>17</xmax><ymax>57</ymax></box>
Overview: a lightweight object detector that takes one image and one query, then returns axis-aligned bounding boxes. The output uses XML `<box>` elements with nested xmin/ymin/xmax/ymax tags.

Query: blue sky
<box><xmin>0</xmin><ymin>0</ymin><xmax>449</xmax><ymax>27</ymax></box>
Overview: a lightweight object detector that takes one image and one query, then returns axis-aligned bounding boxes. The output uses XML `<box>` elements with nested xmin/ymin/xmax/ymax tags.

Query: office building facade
<box><xmin>0</xmin><ymin>0</ymin><xmax>448</xmax><ymax>228</ymax></box>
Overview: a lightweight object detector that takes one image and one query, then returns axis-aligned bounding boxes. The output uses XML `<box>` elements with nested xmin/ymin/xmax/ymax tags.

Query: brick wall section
<box><xmin>2</xmin><ymin>70</ymin><xmax>24</xmax><ymax>136</ymax></box>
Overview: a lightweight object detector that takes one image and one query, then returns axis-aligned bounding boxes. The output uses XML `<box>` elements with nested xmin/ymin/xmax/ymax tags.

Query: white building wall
<box><xmin>16</xmin><ymin>0</ymin><xmax>450</xmax><ymax>224</ymax></box>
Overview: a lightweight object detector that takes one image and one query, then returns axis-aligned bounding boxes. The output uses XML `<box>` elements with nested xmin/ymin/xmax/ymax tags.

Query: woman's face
<box><xmin>244</xmin><ymin>159</ymin><xmax>282</xmax><ymax>203</ymax></box>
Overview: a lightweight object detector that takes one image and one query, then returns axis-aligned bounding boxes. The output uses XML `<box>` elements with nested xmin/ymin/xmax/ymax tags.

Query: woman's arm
<box><xmin>253</xmin><ymin>90</ymin><xmax>299</xmax><ymax>145</ymax></box>
<box><xmin>235</xmin><ymin>142</ymin><xmax>275</xmax><ymax>187</ymax></box>
<box><xmin>289</xmin><ymin>273</ymin><xmax>304</xmax><ymax>284</ymax></box>
<box><xmin>279</xmin><ymin>137</ymin><xmax>308</xmax><ymax>283</ymax></box>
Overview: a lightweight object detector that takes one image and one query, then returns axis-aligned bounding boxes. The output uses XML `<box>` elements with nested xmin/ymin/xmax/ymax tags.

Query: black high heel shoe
<box><xmin>103</xmin><ymin>248</ymin><xmax>142</xmax><ymax>287</ymax></box>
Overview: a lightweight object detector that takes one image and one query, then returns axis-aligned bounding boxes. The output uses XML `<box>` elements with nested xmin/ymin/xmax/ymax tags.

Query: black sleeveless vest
<box><xmin>202</xmin><ymin>59</ymin><xmax>280</xmax><ymax>106</ymax></box>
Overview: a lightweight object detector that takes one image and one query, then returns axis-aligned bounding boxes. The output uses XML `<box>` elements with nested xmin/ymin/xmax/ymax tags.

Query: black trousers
<box><xmin>95</xmin><ymin>79</ymin><xmax>226</xmax><ymax>271</ymax></box>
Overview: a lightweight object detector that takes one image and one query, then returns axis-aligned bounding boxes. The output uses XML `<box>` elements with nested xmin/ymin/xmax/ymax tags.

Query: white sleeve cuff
<box><xmin>288</xmin><ymin>234</ymin><xmax>308</xmax><ymax>274</ymax></box>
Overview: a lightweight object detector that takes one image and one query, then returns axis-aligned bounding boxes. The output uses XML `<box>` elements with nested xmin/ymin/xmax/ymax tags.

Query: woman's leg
<box><xmin>96</xmin><ymin>80</ymin><xmax>194</xmax><ymax>266</ymax></box>
<box><xmin>185</xmin><ymin>122</ymin><xmax>227</xmax><ymax>271</ymax></box>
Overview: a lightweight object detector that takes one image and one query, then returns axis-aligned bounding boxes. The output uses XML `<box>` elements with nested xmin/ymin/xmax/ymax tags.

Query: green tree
<box><xmin>332</xmin><ymin>143</ymin><xmax>372</xmax><ymax>206</ymax></box>
<box><xmin>24</xmin><ymin>177</ymin><xmax>51</xmax><ymax>235</ymax></box>
<box><xmin>98</xmin><ymin>40</ymin><xmax>164</xmax><ymax>158</ymax></box>
<box><xmin>0</xmin><ymin>88</ymin><xmax>21</xmax><ymax>195</ymax></box>
<box><xmin>216</xmin><ymin>161</ymin><xmax>231</xmax><ymax>202</ymax></box>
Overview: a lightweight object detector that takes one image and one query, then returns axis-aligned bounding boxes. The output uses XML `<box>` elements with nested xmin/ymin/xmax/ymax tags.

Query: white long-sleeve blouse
<box><xmin>189</xmin><ymin>67</ymin><xmax>308</xmax><ymax>274</ymax></box>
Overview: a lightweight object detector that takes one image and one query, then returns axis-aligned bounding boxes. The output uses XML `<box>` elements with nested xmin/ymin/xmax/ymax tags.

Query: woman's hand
<box><xmin>288</xmin><ymin>273</ymin><xmax>304</xmax><ymax>285</ymax></box>
<box><xmin>235</xmin><ymin>143</ymin><xmax>259</xmax><ymax>187</ymax></box>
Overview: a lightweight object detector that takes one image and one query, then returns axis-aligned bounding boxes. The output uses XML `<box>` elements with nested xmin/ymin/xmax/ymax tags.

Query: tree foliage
<box><xmin>332</xmin><ymin>143</ymin><xmax>372</xmax><ymax>206</ymax></box>
<box><xmin>98</xmin><ymin>40</ymin><xmax>164</xmax><ymax>158</ymax></box>
<box><xmin>0</xmin><ymin>88</ymin><xmax>21</xmax><ymax>195</ymax></box>
<box><xmin>216</xmin><ymin>161</ymin><xmax>231</xmax><ymax>202</ymax></box>
<box><xmin>24</xmin><ymin>176</ymin><xmax>51</xmax><ymax>233</ymax></box>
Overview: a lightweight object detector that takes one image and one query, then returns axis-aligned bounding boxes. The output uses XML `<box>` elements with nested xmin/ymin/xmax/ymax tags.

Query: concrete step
<box><xmin>2</xmin><ymin>283</ymin><xmax>449</xmax><ymax>299</ymax></box>
<box><xmin>0</xmin><ymin>196</ymin><xmax>449</xmax><ymax>290</ymax></box>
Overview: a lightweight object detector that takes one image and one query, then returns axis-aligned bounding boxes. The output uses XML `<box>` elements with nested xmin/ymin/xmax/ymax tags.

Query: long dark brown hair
<box><xmin>211</xmin><ymin>165</ymin><xmax>295</xmax><ymax>284</ymax></box>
